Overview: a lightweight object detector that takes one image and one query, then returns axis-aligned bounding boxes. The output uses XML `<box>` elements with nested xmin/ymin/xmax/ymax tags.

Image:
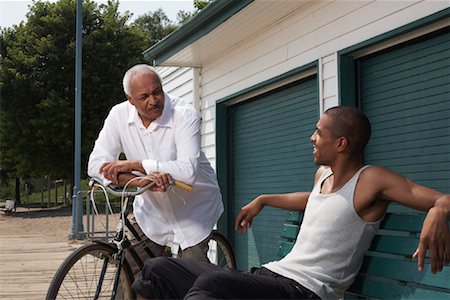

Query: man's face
<box><xmin>127</xmin><ymin>72</ymin><xmax>165</xmax><ymax>127</ymax></box>
<box><xmin>310</xmin><ymin>114</ymin><xmax>338</xmax><ymax>166</ymax></box>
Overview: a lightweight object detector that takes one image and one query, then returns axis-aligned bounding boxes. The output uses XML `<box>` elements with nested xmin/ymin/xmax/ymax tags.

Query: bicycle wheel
<box><xmin>208</xmin><ymin>231</ymin><xmax>236</xmax><ymax>269</ymax></box>
<box><xmin>46</xmin><ymin>242</ymin><xmax>134</xmax><ymax>300</ymax></box>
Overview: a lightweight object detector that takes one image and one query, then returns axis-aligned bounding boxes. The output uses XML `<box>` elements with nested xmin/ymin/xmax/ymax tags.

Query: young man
<box><xmin>132</xmin><ymin>106</ymin><xmax>450</xmax><ymax>299</ymax></box>
<box><xmin>88</xmin><ymin>64</ymin><xmax>223</xmax><ymax>262</ymax></box>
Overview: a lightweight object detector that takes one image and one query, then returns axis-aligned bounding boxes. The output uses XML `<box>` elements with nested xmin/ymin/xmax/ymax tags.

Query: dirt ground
<box><xmin>0</xmin><ymin>205</ymin><xmax>74</xmax><ymax>241</ymax></box>
<box><xmin>0</xmin><ymin>204</ymin><xmax>84</xmax><ymax>299</ymax></box>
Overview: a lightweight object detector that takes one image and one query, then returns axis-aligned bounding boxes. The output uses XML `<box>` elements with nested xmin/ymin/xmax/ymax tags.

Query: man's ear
<box><xmin>336</xmin><ymin>137</ymin><xmax>349</xmax><ymax>153</ymax></box>
<box><xmin>127</xmin><ymin>95</ymin><xmax>135</xmax><ymax>106</ymax></box>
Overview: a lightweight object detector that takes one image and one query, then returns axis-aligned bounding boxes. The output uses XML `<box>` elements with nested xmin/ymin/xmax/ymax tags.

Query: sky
<box><xmin>0</xmin><ymin>0</ymin><xmax>195</xmax><ymax>29</ymax></box>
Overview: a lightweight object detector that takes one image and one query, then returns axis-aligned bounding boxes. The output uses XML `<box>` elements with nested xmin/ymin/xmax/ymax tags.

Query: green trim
<box><xmin>143</xmin><ymin>0</ymin><xmax>254</xmax><ymax>65</ymax></box>
<box><xmin>216</xmin><ymin>101</ymin><xmax>231</xmax><ymax>237</ymax></box>
<box><xmin>338</xmin><ymin>55</ymin><xmax>357</xmax><ymax>107</ymax></box>
<box><xmin>215</xmin><ymin>62</ymin><xmax>318</xmax><ymax>237</ymax></box>
<box><xmin>217</xmin><ymin>62</ymin><xmax>318</xmax><ymax>105</ymax></box>
<box><xmin>338</xmin><ymin>7</ymin><xmax>450</xmax><ymax>105</ymax></box>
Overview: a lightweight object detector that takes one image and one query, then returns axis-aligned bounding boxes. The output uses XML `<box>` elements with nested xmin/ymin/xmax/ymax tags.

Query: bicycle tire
<box><xmin>46</xmin><ymin>242</ymin><xmax>134</xmax><ymax>300</ymax></box>
<box><xmin>209</xmin><ymin>231</ymin><xmax>236</xmax><ymax>269</ymax></box>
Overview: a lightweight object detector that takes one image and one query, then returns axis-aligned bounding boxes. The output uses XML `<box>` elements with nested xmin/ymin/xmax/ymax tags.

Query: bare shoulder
<box><xmin>359</xmin><ymin>165</ymin><xmax>415</xmax><ymax>199</ymax></box>
<box><xmin>360</xmin><ymin>165</ymin><xmax>402</xmax><ymax>183</ymax></box>
<box><xmin>314</xmin><ymin>166</ymin><xmax>329</xmax><ymax>184</ymax></box>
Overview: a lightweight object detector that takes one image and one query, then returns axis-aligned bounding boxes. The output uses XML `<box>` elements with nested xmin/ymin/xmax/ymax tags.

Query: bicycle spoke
<box><xmin>52</xmin><ymin>247</ymin><xmax>123</xmax><ymax>299</ymax></box>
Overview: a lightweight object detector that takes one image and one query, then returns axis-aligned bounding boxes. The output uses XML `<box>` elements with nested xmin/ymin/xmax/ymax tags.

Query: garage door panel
<box><xmin>360</xmin><ymin>31</ymin><xmax>449</xmax><ymax>75</ymax></box>
<box><xmin>362</xmin><ymin>71</ymin><xmax>449</xmax><ymax>102</ymax></box>
<box><xmin>235</xmin><ymin>89</ymin><xmax>317</xmax><ymax>116</ymax></box>
<box><xmin>363</xmin><ymin>90</ymin><xmax>447</xmax><ymax>114</ymax></box>
<box><xmin>232</xmin><ymin>77</ymin><xmax>318</xmax><ymax>270</ymax></box>
<box><xmin>234</xmin><ymin>98</ymin><xmax>317</xmax><ymax>132</ymax></box>
<box><xmin>367</xmin><ymin>139</ymin><xmax>449</xmax><ymax>154</ymax></box>
<box><xmin>360</xmin><ymin>29</ymin><xmax>450</xmax><ymax>198</ymax></box>
<box><xmin>361</xmin><ymin>51</ymin><xmax>449</xmax><ymax>83</ymax></box>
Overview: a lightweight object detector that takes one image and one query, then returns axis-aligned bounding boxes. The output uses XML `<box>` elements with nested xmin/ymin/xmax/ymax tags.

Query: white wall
<box><xmin>158</xmin><ymin>66</ymin><xmax>196</xmax><ymax>106</ymax></box>
<box><xmin>197</xmin><ymin>0</ymin><xmax>448</xmax><ymax>166</ymax></box>
<box><xmin>157</xmin><ymin>66</ymin><xmax>220</xmax><ymax>167</ymax></box>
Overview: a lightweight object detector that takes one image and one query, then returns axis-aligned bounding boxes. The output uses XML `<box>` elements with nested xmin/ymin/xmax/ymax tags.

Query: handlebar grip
<box><xmin>174</xmin><ymin>180</ymin><xmax>193</xmax><ymax>192</ymax></box>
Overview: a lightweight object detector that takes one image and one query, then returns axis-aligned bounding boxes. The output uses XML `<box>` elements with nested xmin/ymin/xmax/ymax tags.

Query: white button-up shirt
<box><xmin>88</xmin><ymin>93</ymin><xmax>223</xmax><ymax>249</ymax></box>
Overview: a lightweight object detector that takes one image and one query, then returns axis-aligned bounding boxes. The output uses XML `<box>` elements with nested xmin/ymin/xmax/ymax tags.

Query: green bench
<box><xmin>278</xmin><ymin>205</ymin><xmax>450</xmax><ymax>299</ymax></box>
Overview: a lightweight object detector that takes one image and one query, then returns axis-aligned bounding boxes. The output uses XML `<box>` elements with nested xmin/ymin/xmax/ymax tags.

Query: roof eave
<box><xmin>142</xmin><ymin>0</ymin><xmax>254</xmax><ymax>66</ymax></box>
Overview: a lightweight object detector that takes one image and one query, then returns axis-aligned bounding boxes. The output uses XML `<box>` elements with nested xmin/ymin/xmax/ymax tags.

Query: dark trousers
<box><xmin>132</xmin><ymin>257</ymin><xmax>320</xmax><ymax>299</ymax></box>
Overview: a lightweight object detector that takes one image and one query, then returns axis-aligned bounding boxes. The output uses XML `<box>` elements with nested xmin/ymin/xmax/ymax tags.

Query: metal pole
<box><xmin>70</xmin><ymin>0</ymin><xmax>84</xmax><ymax>239</ymax></box>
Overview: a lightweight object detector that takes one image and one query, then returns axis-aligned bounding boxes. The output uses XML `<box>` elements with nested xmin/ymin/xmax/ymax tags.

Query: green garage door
<box><xmin>359</xmin><ymin>29</ymin><xmax>450</xmax><ymax>198</ymax></box>
<box><xmin>231</xmin><ymin>76</ymin><xmax>318</xmax><ymax>270</ymax></box>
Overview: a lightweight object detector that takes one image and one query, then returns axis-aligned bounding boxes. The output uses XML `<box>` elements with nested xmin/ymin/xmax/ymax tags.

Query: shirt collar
<box><xmin>127</xmin><ymin>92</ymin><xmax>174</xmax><ymax>129</ymax></box>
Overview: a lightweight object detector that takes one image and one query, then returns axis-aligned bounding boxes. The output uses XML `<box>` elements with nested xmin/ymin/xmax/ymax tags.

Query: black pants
<box><xmin>132</xmin><ymin>257</ymin><xmax>320</xmax><ymax>299</ymax></box>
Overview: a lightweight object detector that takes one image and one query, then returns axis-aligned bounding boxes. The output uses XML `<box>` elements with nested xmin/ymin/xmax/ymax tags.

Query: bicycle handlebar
<box><xmin>88</xmin><ymin>177</ymin><xmax>193</xmax><ymax>197</ymax></box>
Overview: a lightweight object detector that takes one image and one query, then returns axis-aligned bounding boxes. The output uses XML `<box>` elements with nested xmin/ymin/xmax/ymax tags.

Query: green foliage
<box><xmin>194</xmin><ymin>0</ymin><xmax>213</xmax><ymax>11</ymax></box>
<box><xmin>177</xmin><ymin>0</ymin><xmax>213</xmax><ymax>25</ymax></box>
<box><xmin>0</xmin><ymin>0</ymin><xmax>148</xmax><ymax>180</ymax></box>
<box><xmin>133</xmin><ymin>8</ymin><xmax>177</xmax><ymax>47</ymax></box>
<box><xmin>0</xmin><ymin>0</ymin><xmax>203</xmax><ymax>193</ymax></box>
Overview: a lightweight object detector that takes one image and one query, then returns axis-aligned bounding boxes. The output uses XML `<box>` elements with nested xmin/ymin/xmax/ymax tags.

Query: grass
<box><xmin>1</xmin><ymin>179</ymin><xmax>129</xmax><ymax>217</ymax></box>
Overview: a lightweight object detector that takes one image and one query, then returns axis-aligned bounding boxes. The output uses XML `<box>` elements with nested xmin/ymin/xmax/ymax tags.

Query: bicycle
<box><xmin>46</xmin><ymin>177</ymin><xmax>236</xmax><ymax>299</ymax></box>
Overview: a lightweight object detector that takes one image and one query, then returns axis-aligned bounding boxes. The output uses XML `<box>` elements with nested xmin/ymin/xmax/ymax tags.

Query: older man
<box><xmin>88</xmin><ymin>64</ymin><xmax>223</xmax><ymax>262</ymax></box>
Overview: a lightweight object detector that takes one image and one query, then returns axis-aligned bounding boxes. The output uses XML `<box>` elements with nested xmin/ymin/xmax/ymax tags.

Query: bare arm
<box><xmin>234</xmin><ymin>167</ymin><xmax>326</xmax><ymax>233</ymax></box>
<box><xmin>366</xmin><ymin>166</ymin><xmax>450</xmax><ymax>274</ymax></box>
<box><xmin>412</xmin><ymin>195</ymin><xmax>450</xmax><ymax>274</ymax></box>
<box><xmin>234</xmin><ymin>192</ymin><xmax>311</xmax><ymax>233</ymax></box>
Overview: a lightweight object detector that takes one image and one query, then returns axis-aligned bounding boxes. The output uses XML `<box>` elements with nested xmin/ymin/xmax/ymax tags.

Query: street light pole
<box><xmin>70</xmin><ymin>0</ymin><xmax>84</xmax><ymax>240</ymax></box>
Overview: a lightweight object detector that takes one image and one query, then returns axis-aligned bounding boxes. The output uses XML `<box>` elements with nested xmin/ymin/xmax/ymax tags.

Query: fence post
<box><xmin>40</xmin><ymin>177</ymin><xmax>44</xmax><ymax>207</ymax></box>
<box><xmin>47</xmin><ymin>176</ymin><xmax>51</xmax><ymax>208</ymax></box>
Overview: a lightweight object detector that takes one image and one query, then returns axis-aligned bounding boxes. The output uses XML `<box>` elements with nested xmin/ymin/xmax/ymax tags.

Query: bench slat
<box><xmin>370</xmin><ymin>235</ymin><xmax>418</xmax><ymax>257</ymax></box>
<box><xmin>277</xmin><ymin>240</ymin><xmax>294</xmax><ymax>257</ymax></box>
<box><xmin>359</xmin><ymin>256</ymin><xmax>450</xmax><ymax>289</ymax></box>
<box><xmin>286</xmin><ymin>211</ymin><xmax>303</xmax><ymax>223</ymax></box>
<box><xmin>348</xmin><ymin>275</ymin><xmax>450</xmax><ymax>299</ymax></box>
<box><xmin>381</xmin><ymin>213</ymin><xmax>425</xmax><ymax>233</ymax></box>
<box><xmin>280</xmin><ymin>224</ymin><xmax>299</xmax><ymax>240</ymax></box>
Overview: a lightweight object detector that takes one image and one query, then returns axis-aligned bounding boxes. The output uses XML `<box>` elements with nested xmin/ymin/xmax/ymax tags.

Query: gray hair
<box><xmin>122</xmin><ymin>64</ymin><xmax>162</xmax><ymax>96</ymax></box>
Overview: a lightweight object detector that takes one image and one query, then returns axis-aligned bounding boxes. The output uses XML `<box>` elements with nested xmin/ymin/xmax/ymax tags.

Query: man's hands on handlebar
<box><xmin>100</xmin><ymin>160</ymin><xmax>173</xmax><ymax>192</ymax></box>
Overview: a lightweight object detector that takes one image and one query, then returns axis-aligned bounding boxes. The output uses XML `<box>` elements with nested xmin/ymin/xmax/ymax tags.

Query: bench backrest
<box><xmin>277</xmin><ymin>205</ymin><xmax>450</xmax><ymax>299</ymax></box>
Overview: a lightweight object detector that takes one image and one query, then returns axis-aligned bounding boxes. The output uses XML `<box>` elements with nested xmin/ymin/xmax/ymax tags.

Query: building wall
<box><xmin>158</xmin><ymin>66</ymin><xmax>195</xmax><ymax>105</ymax></box>
<box><xmin>197</xmin><ymin>0</ymin><xmax>448</xmax><ymax>165</ymax></box>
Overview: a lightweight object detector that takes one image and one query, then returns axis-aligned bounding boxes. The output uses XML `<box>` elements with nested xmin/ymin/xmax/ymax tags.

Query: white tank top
<box><xmin>264</xmin><ymin>166</ymin><xmax>380</xmax><ymax>299</ymax></box>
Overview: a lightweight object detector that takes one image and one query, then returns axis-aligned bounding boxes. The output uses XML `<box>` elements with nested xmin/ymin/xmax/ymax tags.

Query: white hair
<box><xmin>122</xmin><ymin>64</ymin><xmax>162</xmax><ymax>96</ymax></box>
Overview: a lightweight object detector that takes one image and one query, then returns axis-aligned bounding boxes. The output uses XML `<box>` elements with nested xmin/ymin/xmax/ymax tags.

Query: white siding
<box><xmin>198</xmin><ymin>0</ymin><xmax>448</xmax><ymax>164</ymax></box>
<box><xmin>157</xmin><ymin>66</ymin><xmax>196</xmax><ymax>106</ymax></box>
<box><xmin>321</xmin><ymin>53</ymin><xmax>339</xmax><ymax>112</ymax></box>
<box><xmin>157</xmin><ymin>66</ymin><xmax>216</xmax><ymax>167</ymax></box>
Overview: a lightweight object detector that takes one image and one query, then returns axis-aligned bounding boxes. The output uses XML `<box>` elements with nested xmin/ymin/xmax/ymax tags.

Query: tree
<box><xmin>0</xmin><ymin>0</ymin><xmax>147</xmax><ymax>186</ymax></box>
<box><xmin>133</xmin><ymin>8</ymin><xmax>178</xmax><ymax>47</ymax></box>
<box><xmin>177</xmin><ymin>0</ymin><xmax>213</xmax><ymax>25</ymax></box>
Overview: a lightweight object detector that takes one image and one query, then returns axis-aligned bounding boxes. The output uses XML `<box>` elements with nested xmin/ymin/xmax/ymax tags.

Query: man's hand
<box><xmin>144</xmin><ymin>172</ymin><xmax>174</xmax><ymax>192</ymax></box>
<box><xmin>235</xmin><ymin>197</ymin><xmax>264</xmax><ymax>233</ymax></box>
<box><xmin>412</xmin><ymin>200</ymin><xmax>450</xmax><ymax>274</ymax></box>
<box><xmin>100</xmin><ymin>160</ymin><xmax>144</xmax><ymax>185</ymax></box>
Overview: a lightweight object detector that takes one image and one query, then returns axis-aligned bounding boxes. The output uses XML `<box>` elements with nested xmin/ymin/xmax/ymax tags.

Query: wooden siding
<box><xmin>157</xmin><ymin>66</ymin><xmax>219</xmax><ymax>169</ymax></box>
<box><xmin>196</xmin><ymin>1</ymin><xmax>448</xmax><ymax>164</ymax></box>
<box><xmin>158</xmin><ymin>66</ymin><xmax>195</xmax><ymax>105</ymax></box>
